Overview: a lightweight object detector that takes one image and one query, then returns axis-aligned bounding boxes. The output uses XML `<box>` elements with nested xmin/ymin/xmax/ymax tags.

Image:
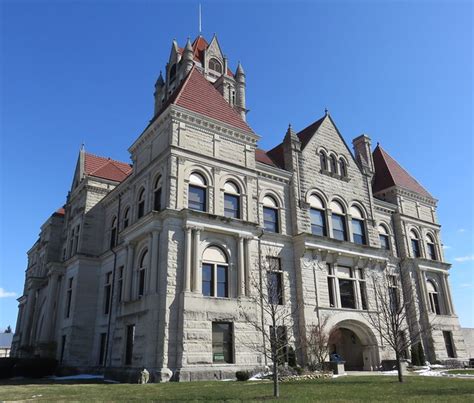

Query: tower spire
<box><xmin>199</xmin><ymin>3</ymin><xmax>202</xmax><ymax>34</ymax></box>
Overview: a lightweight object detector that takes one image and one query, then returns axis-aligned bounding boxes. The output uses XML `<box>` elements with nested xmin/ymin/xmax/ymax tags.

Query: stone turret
<box><xmin>153</xmin><ymin>72</ymin><xmax>165</xmax><ymax>116</ymax></box>
<box><xmin>235</xmin><ymin>62</ymin><xmax>246</xmax><ymax>121</ymax></box>
<box><xmin>182</xmin><ymin>38</ymin><xmax>194</xmax><ymax>76</ymax></box>
<box><xmin>352</xmin><ymin>134</ymin><xmax>375</xmax><ymax>175</ymax></box>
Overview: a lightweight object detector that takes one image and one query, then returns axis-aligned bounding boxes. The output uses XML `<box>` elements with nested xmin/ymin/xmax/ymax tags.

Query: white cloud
<box><xmin>454</xmin><ymin>255</ymin><xmax>474</xmax><ymax>263</ymax></box>
<box><xmin>459</xmin><ymin>283</ymin><xmax>473</xmax><ymax>288</ymax></box>
<box><xmin>443</xmin><ymin>245</ymin><xmax>451</xmax><ymax>250</ymax></box>
<box><xmin>0</xmin><ymin>288</ymin><xmax>17</xmax><ymax>298</ymax></box>
<box><xmin>457</xmin><ymin>228</ymin><xmax>466</xmax><ymax>233</ymax></box>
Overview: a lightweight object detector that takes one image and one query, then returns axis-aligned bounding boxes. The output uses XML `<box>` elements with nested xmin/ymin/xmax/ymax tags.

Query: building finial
<box><xmin>198</xmin><ymin>3</ymin><xmax>202</xmax><ymax>34</ymax></box>
<box><xmin>325</xmin><ymin>108</ymin><xmax>329</xmax><ymax>115</ymax></box>
<box><xmin>81</xmin><ymin>142</ymin><xmax>85</xmax><ymax>152</ymax></box>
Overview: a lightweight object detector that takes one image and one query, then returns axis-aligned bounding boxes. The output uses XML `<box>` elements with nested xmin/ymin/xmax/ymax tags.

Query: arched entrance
<box><xmin>328</xmin><ymin>319</ymin><xmax>379</xmax><ymax>371</ymax></box>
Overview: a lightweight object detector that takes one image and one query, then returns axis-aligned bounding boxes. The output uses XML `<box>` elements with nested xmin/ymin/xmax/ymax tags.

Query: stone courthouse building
<box><xmin>12</xmin><ymin>35</ymin><xmax>468</xmax><ymax>381</ymax></box>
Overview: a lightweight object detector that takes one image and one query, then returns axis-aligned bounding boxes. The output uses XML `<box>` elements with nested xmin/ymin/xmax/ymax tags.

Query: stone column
<box><xmin>244</xmin><ymin>237</ymin><xmax>251</xmax><ymax>296</ymax></box>
<box><xmin>125</xmin><ymin>243</ymin><xmax>135</xmax><ymax>301</ymax></box>
<box><xmin>442</xmin><ymin>273</ymin><xmax>454</xmax><ymax>315</ymax></box>
<box><xmin>237</xmin><ymin>236</ymin><xmax>245</xmax><ymax>297</ymax></box>
<box><xmin>184</xmin><ymin>226</ymin><xmax>192</xmax><ymax>292</ymax></box>
<box><xmin>192</xmin><ymin>228</ymin><xmax>202</xmax><ymax>293</ymax></box>
<box><xmin>149</xmin><ymin>230</ymin><xmax>160</xmax><ymax>293</ymax></box>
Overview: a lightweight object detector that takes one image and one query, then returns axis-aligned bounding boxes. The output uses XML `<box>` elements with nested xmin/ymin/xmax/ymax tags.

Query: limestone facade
<box><xmin>11</xmin><ymin>35</ymin><xmax>468</xmax><ymax>381</ymax></box>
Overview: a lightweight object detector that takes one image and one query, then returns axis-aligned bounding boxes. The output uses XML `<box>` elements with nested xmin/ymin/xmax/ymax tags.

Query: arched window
<box><xmin>378</xmin><ymin>224</ymin><xmax>390</xmax><ymax>250</ymax></box>
<box><xmin>330</xmin><ymin>155</ymin><xmax>338</xmax><ymax>174</ymax></box>
<box><xmin>263</xmin><ymin>195</ymin><xmax>279</xmax><ymax>233</ymax></box>
<box><xmin>309</xmin><ymin>194</ymin><xmax>327</xmax><ymax>236</ymax></box>
<box><xmin>319</xmin><ymin>151</ymin><xmax>328</xmax><ymax>171</ymax></box>
<box><xmin>153</xmin><ymin>176</ymin><xmax>163</xmax><ymax>211</ymax></box>
<box><xmin>137</xmin><ymin>250</ymin><xmax>148</xmax><ymax>298</ymax></box>
<box><xmin>339</xmin><ymin>158</ymin><xmax>347</xmax><ymax>178</ymax></box>
<box><xmin>427</xmin><ymin>280</ymin><xmax>441</xmax><ymax>314</ymax></box>
<box><xmin>188</xmin><ymin>172</ymin><xmax>207</xmax><ymax>212</ymax></box>
<box><xmin>110</xmin><ymin>217</ymin><xmax>117</xmax><ymax>249</ymax></box>
<box><xmin>123</xmin><ymin>207</ymin><xmax>130</xmax><ymax>229</ymax></box>
<box><xmin>224</xmin><ymin>181</ymin><xmax>240</xmax><ymax>219</ymax></box>
<box><xmin>350</xmin><ymin>206</ymin><xmax>366</xmax><ymax>245</ymax></box>
<box><xmin>208</xmin><ymin>58</ymin><xmax>222</xmax><ymax>74</ymax></box>
<box><xmin>426</xmin><ymin>234</ymin><xmax>437</xmax><ymax>260</ymax></box>
<box><xmin>410</xmin><ymin>230</ymin><xmax>421</xmax><ymax>258</ymax></box>
<box><xmin>137</xmin><ymin>188</ymin><xmax>146</xmax><ymax>219</ymax></box>
<box><xmin>330</xmin><ymin>200</ymin><xmax>347</xmax><ymax>241</ymax></box>
<box><xmin>169</xmin><ymin>64</ymin><xmax>177</xmax><ymax>81</ymax></box>
<box><xmin>202</xmin><ymin>246</ymin><xmax>228</xmax><ymax>298</ymax></box>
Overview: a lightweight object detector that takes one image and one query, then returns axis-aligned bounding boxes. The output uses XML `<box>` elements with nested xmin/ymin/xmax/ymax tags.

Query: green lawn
<box><xmin>444</xmin><ymin>369</ymin><xmax>474</xmax><ymax>375</ymax></box>
<box><xmin>0</xmin><ymin>376</ymin><xmax>473</xmax><ymax>402</ymax></box>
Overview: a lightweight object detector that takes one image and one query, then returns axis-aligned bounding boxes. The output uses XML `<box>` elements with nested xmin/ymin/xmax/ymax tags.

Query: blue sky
<box><xmin>0</xmin><ymin>0</ymin><xmax>472</xmax><ymax>331</ymax></box>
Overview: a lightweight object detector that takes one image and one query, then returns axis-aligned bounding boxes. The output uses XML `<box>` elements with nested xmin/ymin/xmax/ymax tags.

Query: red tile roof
<box><xmin>84</xmin><ymin>153</ymin><xmax>132</xmax><ymax>182</ymax></box>
<box><xmin>172</xmin><ymin>67</ymin><xmax>253</xmax><ymax>133</ymax></box>
<box><xmin>55</xmin><ymin>207</ymin><xmax>65</xmax><ymax>216</ymax></box>
<box><xmin>267</xmin><ymin>144</ymin><xmax>285</xmax><ymax>168</ymax></box>
<box><xmin>255</xmin><ymin>148</ymin><xmax>278</xmax><ymax>167</ymax></box>
<box><xmin>372</xmin><ymin>145</ymin><xmax>432</xmax><ymax>198</ymax></box>
<box><xmin>296</xmin><ymin>115</ymin><xmax>326</xmax><ymax>149</ymax></box>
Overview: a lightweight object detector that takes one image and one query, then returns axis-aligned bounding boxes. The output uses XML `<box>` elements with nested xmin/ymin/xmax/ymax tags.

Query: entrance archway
<box><xmin>328</xmin><ymin>319</ymin><xmax>379</xmax><ymax>371</ymax></box>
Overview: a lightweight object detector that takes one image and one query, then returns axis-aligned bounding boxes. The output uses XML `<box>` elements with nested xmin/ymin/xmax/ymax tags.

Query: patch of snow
<box><xmin>430</xmin><ymin>364</ymin><xmax>445</xmax><ymax>369</ymax></box>
<box><xmin>50</xmin><ymin>374</ymin><xmax>104</xmax><ymax>381</ymax></box>
<box><xmin>381</xmin><ymin>370</ymin><xmax>398</xmax><ymax>376</ymax></box>
<box><xmin>332</xmin><ymin>373</ymin><xmax>347</xmax><ymax>378</ymax></box>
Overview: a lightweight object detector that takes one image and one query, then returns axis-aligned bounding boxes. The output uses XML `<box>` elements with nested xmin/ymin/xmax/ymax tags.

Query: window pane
<box><xmin>189</xmin><ymin>185</ymin><xmax>206</xmax><ymax>212</ymax></box>
<box><xmin>379</xmin><ymin>234</ymin><xmax>390</xmax><ymax>250</ymax></box>
<box><xmin>154</xmin><ymin>189</ymin><xmax>162</xmax><ymax>211</ymax></box>
<box><xmin>411</xmin><ymin>239</ymin><xmax>420</xmax><ymax>257</ymax></box>
<box><xmin>339</xmin><ymin>279</ymin><xmax>356</xmax><ymax>309</ymax></box>
<box><xmin>360</xmin><ymin>282</ymin><xmax>368</xmax><ymax>310</ymax></box>
<box><xmin>202</xmin><ymin>264</ymin><xmax>213</xmax><ymax>296</ymax></box>
<box><xmin>267</xmin><ymin>271</ymin><xmax>283</xmax><ymax>305</ymax></box>
<box><xmin>327</xmin><ymin>277</ymin><xmax>335</xmax><ymax>307</ymax></box>
<box><xmin>263</xmin><ymin>207</ymin><xmax>278</xmax><ymax>233</ymax></box>
<box><xmin>427</xmin><ymin>243</ymin><xmax>436</xmax><ymax>260</ymax></box>
<box><xmin>212</xmin><ymin>322</ymin><xmax>233</xmax><ymax>363</ymax></box>
<box><xmin>310</xmin><ymin>208</ymin><xmax>326</xmax><ymax>236</ymax></box>
<box><xmin>332</xmin><ymin>214</ymin><xmax>347</xmax><ymax>241</ymax></box>
<box><xmin>443</xmin><ymin>331</ymin><xmax>455</xmax><ymax>358</ymax></box>
<box><xmin>224</xmin><ymin>194</ymin><xmax>240</xmax><ymax>218</ymax></box>
<box><xmin>352</xmin><ymin>219</ymin><xmax>366</xmax><ymax>245</ymax></box>
<box><xmin>217</xmin><ymin>265</ymin><xmax>228</xmax><ymax>298</ymax></box>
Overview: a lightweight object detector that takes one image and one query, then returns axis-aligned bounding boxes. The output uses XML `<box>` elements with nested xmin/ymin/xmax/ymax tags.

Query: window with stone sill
<box><xmin>378</xmin><ymin>224</ymin><xmax>390</xmax><ymax>251</ymax></box>
<box><xmin>330</xmin><ymin>200</ymin><xmax>347</xmax><ymax>241</ymax></box>
<box><xmin>212</xmin><ymin>322</ymin><xmax>233</xmax><ymax>363</ymax></box>
<box><xmin>137</xmin><ymin>250</ymin><xmax>148</xmax><ymax>298</ymax></box>
<box><xmin>410</xmin><ymin>230</ymin><xmax>421</xmax><ymax>258</ymax></box>
<box><xmin>267</xmin><ymin>257</ymin><xmax>283</xmax><ymax>305</ymax></box>
<box><xmin>427</xmin><ymin>280</ymin><xmax>441</xmax><ymax>315</ymax></box>
<box><xmin>350</xmin><ymin>206</ymin><xmax>366</xmax><ymax>245</ymax></box>
<box><xmin>123</xmin><ymin>207</ymin><xmax>130</xmax><ymax>229</ymax></box>
<box><xmin>426</xmin><ymin>234</ymin><xmax>437</xmax><ymax>261</ymax></box>
<box><xmin>309</xmin><ymin>194</ymin><xmax>327</xmax><ymax>237</ymax></box>
<box><xmin>137</xmin><ymin>188</ymin><xmax>146</xmax><ymax>219</ymax></box>
<box><xmin>330</xmin><ymin>155</ymin><xmax>338</xmax><ymax>174</ymax></box>
<box><xmin>263</xmin><ymin>195</ymin><xmax>280</xmax><ymax>233</ymax></box>
<box><xmin>188</xmin><ymin>172</ymin><xmax>207</xmax><ymax>212</ymax></box>
<box><xmin>224</xmin><ymin>181</ymin><xmax>241</xmax><ymax>219</ymax></box>
<box><xmin>153</xmin><ymin>176</ymin><xmax>163</xmax><ymax>211</ymax></box>
<box><xmin>202</xmin><ymin>246</ymin><xmax>228</xmax><ymax>298</ymax></box>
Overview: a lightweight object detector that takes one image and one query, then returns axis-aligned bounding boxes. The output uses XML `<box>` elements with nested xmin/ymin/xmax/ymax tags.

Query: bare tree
<box><xmin>364</xmin><ymin>268</ymin><xmax>428</xmax><ymax>383</ymax></box>
<box><xmin>306</xmin><ymin>316</ymin><xmax>340</xmax><ymax>370</ymax></box>
<box><xmin>238</xmin><ymin>248</ymin><xmax>298</xmax><ymax>398</ymax></box>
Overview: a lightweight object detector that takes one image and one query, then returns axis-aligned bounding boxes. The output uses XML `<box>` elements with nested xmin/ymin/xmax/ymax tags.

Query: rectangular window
<box><xmin>138</xmin><ymin>201</ymin><xmax>145</xmax><ymax>218</ymax></box>
<box><xmin>327</xmin><ymin>264</ymin><xmax>336</xmax><ymax>307</ymax></box>
<box><xmin>117</xmin><ymin>266</ymin><xmax>124</xmax><ymax>302</ymax></box>
<box><xmin>69</xmin><ymin>228</ymin><xmax>74</xmax><ymax>257</ymax></box>
<box><xmin>104</xmin><ymin>272</ymin><xmax>112</xmax><ymax>315</ymax></box>
<box><xmin>263</xmin><ymin>207</ymin><xmax>279</xmax><ymax>233</ymax></box>
<box><xmin>443</xmin><ymin>331</ymin><xmax>456</xmax><ymax>358</ymax></box>
<box><xmin>138</xmin><ymin>268</ymin><xmax>145</xmax><ymax>298</ymax></box>
<box><xmin>379</xmin><ymin>234</ymin><xmax>390</xmax><ymax>250</ymax></box>
<box><xmin>212</xmin><ymin>322</ymin><xmax>233</xmax><ymax>363</ymax></box>
<box><xmin>332</xmin><ymin>214</ymin><xmax>347</xmax><ymax>241</ymax></box>
<box><xmin>310</xmin><ymin>208</ymin><xmax>327</xmax><ymax>236</ymax></box>
<box><xmin>352</xmin><ymin>219</ymin><xmax>366</xmax><ymax>245</ymax></box>
<box><xmin>360</xmin><ymin>281</ymin><xmax>368</xmax><ymax>310</ymax></box>
<box><xmin>125</xmin><ymin>324</ymin><xmax>135</xmax><ymax>365</ymax></box>
<box><xmin>74</xmin><ymin>225</ymin><xmax>80</xmax><ymax>254</ymax></box>
<box><xmin>411</xmin><ymin>239</ymin><xmax>421</xmax><ymax>258</ymax></box>
<box><xmin>339</xmin><ymin>279</ymin><xmax>356</xmax><ymax>309</ymax></box>
<box><xmin>216</xmin><ymin>265</ymin><xmax>228</xmax><ymax>298</ymax></box>
<box><xmin>267</xmin><ymin>257</ymin><xmax>283</xmax><ymax>305</ymax></box>
<box><xmin>65</xmin><ymin>277</ymin><xmax>73</xmax><ymax>318</ymax></box>
<box><xmin>389</xmin><ymin>275</ymin><xmax>399</xmax><ymax>311</ymax></box>
<box><xmin>98</xmin><ymin>332</ymin><xmax>107</xmax><ymax>366</ymax></box>
<box><xmin>224</xmin><ymin>194</ymin><xmax>240</xmax><ymax>219</ymax></box>
<box><xmin>188</xmin><ymin>185</ymin><xmax>206</xmax><ymax>212</ymax></box>
<box><xmin>427</xmin><ymin>243</ymin><xmax>437</xmax><ymax>260</ymax></box>
<box><xmin>154</xmin><ymin>188</ymin><xmax>162</xmax><ymax>211</ymax></box>
<box><xmin>202</xmin><ymin>263</ymin><xmax>213</xmax><ymax>297</ymax></box>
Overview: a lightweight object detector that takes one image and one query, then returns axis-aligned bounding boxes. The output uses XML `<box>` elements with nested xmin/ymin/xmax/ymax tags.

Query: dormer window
<box><xmin>330</xmin><ymin>155</ymin><xmax>338</xmax><ymax>174</ymax></box>
<box><xmin>319</xmin><ymin>151</ymin><xmax>328</xmax><ymax>171</ymax></box>
<box><xmin>209</xmin><ymin>58</ymin><xmax>222</xmax><ymax>74</ymax></box>
<box><xmin>339</xmin><ymin>158</ymin><xmax>347</xmax><ymax>178</ymax></box>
